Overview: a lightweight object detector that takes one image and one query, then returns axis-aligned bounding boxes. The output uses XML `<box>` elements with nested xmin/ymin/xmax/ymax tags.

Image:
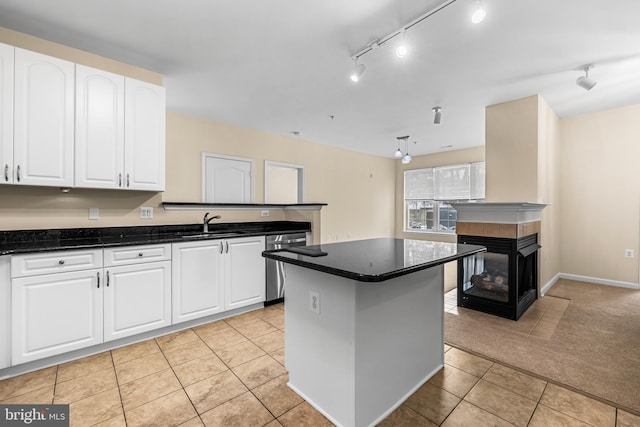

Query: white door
<box><xmin>75</xmin><ymin>64</ymin><xmax>125</xmax><ymax>189</ymax></box>
<box><xmin>124</xmin><ymin>77</ymin><xmax>165</xmax><ymax>191</ymax></box>
<box><xmin>203</xmin><ymin>155</ymin><xmax>253</xmax><ymax>203</ymax></box>
<box><xmin>103</xmin><ymin>261</ymin><xmax>171</xmax><ymax>341</ymax></box>
<box><xmin>225</xmin><ymin>236</ymin><xmax>266</xmax><ymax>310</ymax></box>
<box><xmin>14</xmin><ymin>48</ymin><xmax>74</xmax><ymax>187</ymax></box>
<box><xmin>172</xmin><ymin>240</ymin><xmax>224</xmax><ymax>323</ymax></box>
<box><xmin>0</xmin><ymin>43</ymin><xmax>13</xmax><ymax>185</ymax></box>
<box><xmin>12</xmin><ymin>269</ymin><xmax>103</xmax><ymax>364</ymax></box>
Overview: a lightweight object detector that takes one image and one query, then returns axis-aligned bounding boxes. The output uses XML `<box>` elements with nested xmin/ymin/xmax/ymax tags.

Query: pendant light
<box><xmin>401</xmin><ymin>137</ymin><xmax>412</xmax><ymax>164</ymax></box>
<box><xmin>394</xmin><ymin>136</ymin><xmax>405</xmax><ymax>158</ymax></box>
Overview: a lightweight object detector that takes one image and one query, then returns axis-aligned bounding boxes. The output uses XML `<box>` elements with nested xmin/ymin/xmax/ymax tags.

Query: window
<box><xmin>405</xmin><ymin>162</ymin><xmax>485</xmax><ymax>233</ymax></box>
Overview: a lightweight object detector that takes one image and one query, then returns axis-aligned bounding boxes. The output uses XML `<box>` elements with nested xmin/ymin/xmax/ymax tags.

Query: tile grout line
<box><xmin>156</xmin><ymin>333</ymin><xmax>206</xmax><ymax>426</ymax></box>
<box><xmin>109</xmin><ymin>349</ymin><xmax>129</xmax><ymax>427</ymax></box>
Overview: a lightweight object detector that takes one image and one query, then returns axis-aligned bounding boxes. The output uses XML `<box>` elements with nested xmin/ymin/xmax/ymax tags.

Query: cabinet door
<box><xmin>12</xmin><ymin>269</ymin><xmax>103</xmax><ymax>365</ymax></box>
<box><xmin>14</xmin><ymin>48</ymin><xmax>74</xmax><ymax>187</ymax></box>
<box><xmin>103</xmin><ymin>261</ymin><xmax>171</xmax><ymax>342</ymax></box>
<box><xmin>124</xmin><ymin>77</ymin><xmax>165</xmax><ymax>191</ymax></box>
<box><xmin>75</xmin><ymin>64</ymin><xmax>125</xmax><ymax>189</ymax></box>
<box><xmin>225</xmin><ymin>236</ymin><xmax>266</xmax><ymax>310</ymax></box>
<box><xmin>172</xmin><ymin>240</ymin><xmax>224</xmax><ymax>324</ymax></box>
<box><xmin>0</xmin><ymin>42</ymin><xmax>13</xmax><ymax>186</ymax></box>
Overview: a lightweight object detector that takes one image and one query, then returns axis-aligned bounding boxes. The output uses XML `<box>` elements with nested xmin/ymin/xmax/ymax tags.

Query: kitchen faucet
<box><xmin>203</xmin><ymin>212</ymin><xmax>221</xmax><ymax>232</ymax></box>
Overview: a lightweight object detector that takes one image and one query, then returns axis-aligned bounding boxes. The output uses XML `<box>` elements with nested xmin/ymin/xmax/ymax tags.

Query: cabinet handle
<box><xmin>118</xmin><ymin>173</ymin><xmax>122</xmax><ymax>187</ymax></box>
<box><xmin>225</xmin><ymin>241</ymin><xmax>229</xmax><ymax>253</ymax></box>
<box><xmin>126</xmin><ymin>173</ymin><xmax>130</xmax><ymax>187</ymax></box>
<box><xmin>16</xmin><ymin>165</ymin><xmax>21</xmax><ymax>182</ymax></box>
<box><xmin>138</xmin><ymin>252</ymin><xmax>143</xmax><ymax>257</ymax></box>
<box><xmin>58</xmin><ymin>260</ymin><xmax>65</xmax><ymax>265</ymax></box>
<box><xmin>220</xmin><ymin>243</ymin><xmax>224</xmax><ymax>254</ymax></box>
<box><xmin>106</xmin><ymin>271</ymin><xmax>110</xmax><ymax>287</ymax></box>
<box><xmin>97</xmin><ymin>271</ymin><xmax>100</xmax><ymax>288</ymax></box>
<box><xmin>4</xmin><ymin>164</ymin><xmax>8</xmax><ymax>182</ymax></box>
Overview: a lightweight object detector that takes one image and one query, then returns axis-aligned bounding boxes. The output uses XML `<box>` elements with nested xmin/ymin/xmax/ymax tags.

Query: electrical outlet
<box><xmin>140</xmin><ymin>207</ymin><xmax>154</xmax><ymax>219</ymax></box>
<box><xmin>309</xmin><ymin>290</ymin><xmax>320</xmax><ymax>314</ymax></box>
<box><xmin>624</xmin><ymin>249</ymin><xmax>634</xmax><ymax>258</ymax></box>
<box><xmin>261</xmin><ymin>210</ymin><xmax>269</xmax><ymax>217</ymax></box>
<box><xmin>89</xmin><ymin>208</ymin><xmax>99</xmax><ymax>220</ymax></box>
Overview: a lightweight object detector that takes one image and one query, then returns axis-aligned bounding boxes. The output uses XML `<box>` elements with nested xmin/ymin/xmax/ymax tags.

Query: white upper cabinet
<box><xmin>0</xmin><ymin>43</ymin><xmax>13</xmax><ymax>186</ymax></box>
<box><xmin>124</xmin><ymin>78</ymin><xmax>166</xmax><ymax>191</ymax></box>
<box><xmin>75</xmin><ymin>65</ymin><xmax>125</xmax><ymax>189</ymax></box>
<box><xmin>14</xmin><ymin>48</ymin><xmax>74</xmax><ymax>187</ymax></box>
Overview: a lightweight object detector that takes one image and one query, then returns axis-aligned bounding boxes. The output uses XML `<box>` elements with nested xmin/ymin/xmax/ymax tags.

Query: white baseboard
<box><xmin>542</xmin><ymin>272</ymin><xmax>640</xmax><ymax>296</ymax></box>
<box><xmin>540</xmin><ymin>273</ymin><xmax>561</xmax><ymax>296</ymax></box>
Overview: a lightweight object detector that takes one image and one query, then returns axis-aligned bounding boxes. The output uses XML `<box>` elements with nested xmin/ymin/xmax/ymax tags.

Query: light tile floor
<box><xmin>1</xmin><ymin>302</ymin><xmax>639</xmax><ymax>426</ymax></box>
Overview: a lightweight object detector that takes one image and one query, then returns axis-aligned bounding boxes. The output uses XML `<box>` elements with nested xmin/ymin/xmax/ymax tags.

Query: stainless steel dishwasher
<box><xmin>265</xmin><ymin>232</ymin><xmax>307</xmax><ymax>304</ymax></box>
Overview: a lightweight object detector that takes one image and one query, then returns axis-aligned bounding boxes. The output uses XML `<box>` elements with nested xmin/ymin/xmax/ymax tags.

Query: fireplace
<box><xmin>451</xmin><ymin>202</ymin><xmax>546</xmax><ymax>321</ymax></box>
<box><xmin>457</xmin><ymin>233</ymin><xmax>539</xmax><ymax>320</ymax></box>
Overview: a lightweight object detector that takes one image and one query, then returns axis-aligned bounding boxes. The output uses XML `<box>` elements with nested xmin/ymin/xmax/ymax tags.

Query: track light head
<box><xmin>350</xmin><ymin>61</ymin><xmax>366</xmax><ymax>83</ymax></box>
<box><xmin>433</xmin><ymin>106</ymin><xmax>442</xmax><ymax>124</ymax></box>
<box><xmin>576</xmin><ymin>64</ymin><xmax>596</xmax><ymax>91</ymax></box>
<box><xmin>471</xmin><ymin>0</ymin><xmax>486</xmax><ymax>24</ymax></box>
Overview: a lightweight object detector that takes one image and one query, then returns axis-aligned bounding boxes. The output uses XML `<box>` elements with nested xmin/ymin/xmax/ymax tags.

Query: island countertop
<box><xmin>262</xmin><ymin>237</ymin><xmax>485</xmax><ymax>282</ymax></box>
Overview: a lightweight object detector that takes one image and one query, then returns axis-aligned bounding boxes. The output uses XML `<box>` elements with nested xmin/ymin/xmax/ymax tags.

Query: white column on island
<box><xmin>284</xmin><ymin>264</ymin><xmax>445</xmax><ymax>427</ymax></box>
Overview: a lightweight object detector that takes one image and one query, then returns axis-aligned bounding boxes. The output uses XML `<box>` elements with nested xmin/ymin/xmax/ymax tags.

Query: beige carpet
<box><xmin>444</xmin><ymin>279</ymin><xmax>640</xmax><ymax>415</ymax></box>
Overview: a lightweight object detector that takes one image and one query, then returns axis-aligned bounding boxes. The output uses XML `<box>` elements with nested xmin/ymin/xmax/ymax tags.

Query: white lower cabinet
<box><xmin>12</xmin><ymin>268</ymin><xmax>103</xmax><ymax>364</ymax></box>
<box><xmin>103</xmin><ymin>261</ymin><xmax>171</xmax><ymax>342</ymax></box>
<box><xmin>172</xmin><ymin>235</ymin><xmax>265</xmax><ymax>324</ymax></box>
<box><xmin>6</xmin><ymin>236</ymin><xmax>266</xmax><ymax>368</ymax></box>
<box><xmin>225</xmin><ymin>236</ymin><xmax>266</xmax><ymax>310</ymax></box>
<box><xmin>172</xmin><ymin>240</ymin><xmax>224</xmax><ymax>323</ymax></box>
<box><xmin>10</xmin><ymin>244</ymin><xmax>171</xmax><ymax>366</ymax></box>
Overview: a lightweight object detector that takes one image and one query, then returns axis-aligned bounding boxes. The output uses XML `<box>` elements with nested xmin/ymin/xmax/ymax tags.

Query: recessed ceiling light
<box><xmin>395</xmin><ymin>44</ymin><xmax>408</xmax><ymax>58</ymax></box>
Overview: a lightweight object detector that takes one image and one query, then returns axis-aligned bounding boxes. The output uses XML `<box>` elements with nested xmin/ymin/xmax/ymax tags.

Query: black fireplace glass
<box><xmin>461</xmin><ymin>251</ymin><xmax>509</xmax><ymax>303</ymax></box>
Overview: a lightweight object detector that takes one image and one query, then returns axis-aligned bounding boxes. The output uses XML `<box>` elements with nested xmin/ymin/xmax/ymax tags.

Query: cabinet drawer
<box><xmin>104</xmin><ymin>244</ymin><xmax>170</xmax><ymax>266</ymax></box>
<box><xmin>11</xmin><ymin>249</ymin><xmax>103</xmax><ymax>278</ymax></box>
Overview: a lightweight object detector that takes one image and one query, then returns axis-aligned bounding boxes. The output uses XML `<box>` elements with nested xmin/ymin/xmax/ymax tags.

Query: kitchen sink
<box><xmin>180</xmin><ymin>231</ymin><xmax>244</xmax><ymax>239</ymax></box>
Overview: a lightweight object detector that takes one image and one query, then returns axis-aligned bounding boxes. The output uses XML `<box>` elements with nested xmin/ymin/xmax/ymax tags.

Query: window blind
<box><xmin>435</xmin><ymin>164</ymin><xmax>470</xmax><ymax>200</ymax></box>
<box><xmin>404</xmin><ymin>169</ymin><xmax>434</xmax><ymax>199</ymax></box>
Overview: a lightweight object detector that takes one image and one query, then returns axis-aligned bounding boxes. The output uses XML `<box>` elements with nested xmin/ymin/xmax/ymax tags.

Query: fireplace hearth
<box><xmin>451</xmin><ymin>202</ymin><xmax>546</xmax><ymax>321</ymax></box>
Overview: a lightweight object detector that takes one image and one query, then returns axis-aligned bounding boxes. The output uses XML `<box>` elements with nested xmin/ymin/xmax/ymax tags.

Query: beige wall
<box><xmin>537</xmin><ymin>97</ymin><xmax>561</xmax><ymax>287</ymax></box>
<box><xmin>485</xmin><ymin>95</ymin><xmax>540</xmax><ymax>203</ymax></box>
<box><xmin>560</xmin><ymin>104</ymin><xmax>640</xmax><ymax>284</ymax></box>
<box><xmin>165</xmin><ymin>112</ymin><xmax>396</xmax><ymax>244</ymax></box>
<box><xmin>0</xmin><ymin>27</ymin><xmax>397</xmax><ymax>245</ymax></box>
<box><xmin>485</xmin><ymin>95</ymin><xmax>561</xmax><ymax>287</ymax></box>
<box><xmin>394</xmin><ymin>146</ymin><xmax>485</xmax><ymax>243</ymax></box>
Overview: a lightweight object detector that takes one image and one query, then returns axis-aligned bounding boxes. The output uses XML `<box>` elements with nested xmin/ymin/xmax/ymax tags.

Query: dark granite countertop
<box><xmin>262</xmin><ymin>238</ymin><xmax>485</xmax><ymax>282</ymax></box>
<box><xmin>0</xmin><ymin>221</ymin><xmax>311</xmax><ymax>255</ymax></box>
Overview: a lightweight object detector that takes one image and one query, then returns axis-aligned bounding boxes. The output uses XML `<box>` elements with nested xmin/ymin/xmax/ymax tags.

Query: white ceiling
<box><xmin>0</xmin><ymin>0</ymin><xmax>639</xmax><ymax>158</ymax></box>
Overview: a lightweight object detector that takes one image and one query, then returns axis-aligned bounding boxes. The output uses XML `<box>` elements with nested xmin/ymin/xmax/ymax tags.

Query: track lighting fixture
<box><xmin>471</xmin><ymin>0</ymin><xmax>486</xmax><ymax>24</ymax></box>
<box><xmin>433</xmin><ymin>106</ymin><xmax>442</xmax><ymax>124</ymax></box>
<box><xmin>576</xmin><ymin>64</ymin><xmax>596</xmax><ymax>91</ymax></box>
<box><xmin>348</xmin><ymin>0</ymin><xmax>456</xmax><ymax>79</ymax></box>
<box><xmin>350</xmin><ymin>59</ymin><xmax>366</xmax><ymax>82</ymax></box>
<box><xmin>395</xmin><ymin>30</ymin><xmax>408</xmax><ymax>58</ymax></box>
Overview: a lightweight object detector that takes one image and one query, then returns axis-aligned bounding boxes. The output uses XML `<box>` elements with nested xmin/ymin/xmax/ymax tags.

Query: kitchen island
<box><xmin>262</xmin><ymin>238</ymin><xmax>485</xmax><ymax>427</ymax></box>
